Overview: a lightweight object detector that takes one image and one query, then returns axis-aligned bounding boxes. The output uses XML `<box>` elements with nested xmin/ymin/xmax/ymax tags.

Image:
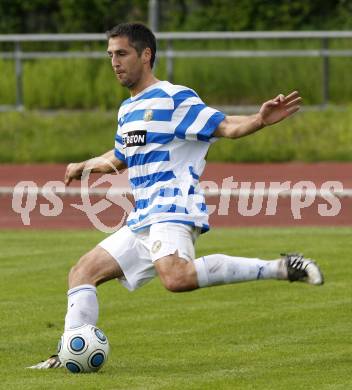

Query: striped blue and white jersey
<box><xmin>114</xmin><ymin>80</ymin><xmax>225</xmax><ymax>233</ymax></box>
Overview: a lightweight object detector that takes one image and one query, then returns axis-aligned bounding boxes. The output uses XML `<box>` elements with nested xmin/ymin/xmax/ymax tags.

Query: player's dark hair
<box><xmin>106</xmin><ymin>23</ymin><xmax>156</xmax><ymax>68</ymax></box>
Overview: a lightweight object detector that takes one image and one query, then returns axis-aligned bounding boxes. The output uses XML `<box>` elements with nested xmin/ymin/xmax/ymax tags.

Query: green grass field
<box><xmin>2</xmin><ymin>107</ymin><xmax>352</xmax><ymax>163</ymax></box>
<box><xmin>1</xmin><ymin>227</ymin><xmax>351</xmax><ymax>389</ymax></box>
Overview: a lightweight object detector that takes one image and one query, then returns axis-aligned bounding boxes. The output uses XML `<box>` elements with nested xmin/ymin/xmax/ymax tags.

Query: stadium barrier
<box><xmin>1</xmin><ymin>31</ymin><xmax>352</xmax><ymax>110</ymax></box>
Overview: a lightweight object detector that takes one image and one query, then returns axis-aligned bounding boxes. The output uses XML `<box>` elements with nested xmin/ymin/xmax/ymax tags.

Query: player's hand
<box><xmin>259</xmin><ymin>91</ymin><xmax>302</xmax><ymax>126</ymax></box>
<box><xmin>64</xmin><ymin>162</ymin><xmax>85</xmax><ymax>186</ymax></box>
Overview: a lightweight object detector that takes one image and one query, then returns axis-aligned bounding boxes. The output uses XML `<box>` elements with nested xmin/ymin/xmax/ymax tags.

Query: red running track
<box><xmin>0</xmin><ymin>162</ymin><xmax>351</xmax><ymax>229</ymax></box>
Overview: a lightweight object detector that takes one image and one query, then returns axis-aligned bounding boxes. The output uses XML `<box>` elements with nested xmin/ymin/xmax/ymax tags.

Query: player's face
<box><xmin>107</xmin><ymin>36</ymin><xmax>144</xmax><ymax>89</ymax></box>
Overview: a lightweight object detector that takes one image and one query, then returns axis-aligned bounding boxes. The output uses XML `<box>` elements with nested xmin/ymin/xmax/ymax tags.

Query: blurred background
<box><xmin>0</xmin><ymin>0</ymin><xmax>352</xmax><ymax>163</ymax></box>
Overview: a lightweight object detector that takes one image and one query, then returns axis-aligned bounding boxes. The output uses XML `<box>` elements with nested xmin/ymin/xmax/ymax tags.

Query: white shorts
<box><xmin>98</xmin><ymin>222</ymin><xmax>200</xmax><ymax>291</ymax></box>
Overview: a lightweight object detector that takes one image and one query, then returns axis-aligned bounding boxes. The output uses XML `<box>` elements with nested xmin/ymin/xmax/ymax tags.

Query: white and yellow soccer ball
<box><xmin>58</xmin><ymin>324</ymin><xmax>109</xmax><ymax>373</ymax></box>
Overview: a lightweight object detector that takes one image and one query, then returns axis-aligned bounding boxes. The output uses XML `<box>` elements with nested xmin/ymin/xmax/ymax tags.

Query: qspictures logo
<box><xmin>7</xmin><ymin>158</ymin><xmax>348</xmax><ymax>233</ymax></box>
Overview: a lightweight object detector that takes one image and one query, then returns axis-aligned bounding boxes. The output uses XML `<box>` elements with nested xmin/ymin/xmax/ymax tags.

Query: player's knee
<box><xmin>68</xmin><ymin>260</ymin><xmax>87</xmax><ymax>286</ymax></box>
<box><xmin>161</xmin><ymin>274</ymin><xmax>187</xmax><ymax>292</ymax></box>
<box><xmin>68</xmin><ymin>247</ymin><xmax>121</xmax><ymax>288</ymax></box>
<box><xmin>156</xmin><ymin>256</ymin><xmax>198</xmax><ymax>292</ymax></box>
<box><xmin>159</xmin><ymin>264</ymin><xmax>195</xmax><ymax>292</ymax></box>
<box><xmin>68</xmin><ymin>253</ymin><xmax>96</xmax><ymax>287</ymax></box>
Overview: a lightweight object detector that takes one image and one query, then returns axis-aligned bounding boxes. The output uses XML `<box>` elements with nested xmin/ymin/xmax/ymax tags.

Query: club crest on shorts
<box><xmin>151</xmin><ymin>240</ymin><xmax>162</xmax><ymax>253</ymax></box>
<box><xmin>143</xmin><ymin>109</ymin><xmax>153</xmax><ymax>122</ymax></box>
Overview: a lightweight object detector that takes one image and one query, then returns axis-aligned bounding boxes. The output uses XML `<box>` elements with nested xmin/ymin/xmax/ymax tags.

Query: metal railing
<box><xmin>1</xmin><ymin>31</ymin><xmax>352</xmax><ymax>110</ymax></box>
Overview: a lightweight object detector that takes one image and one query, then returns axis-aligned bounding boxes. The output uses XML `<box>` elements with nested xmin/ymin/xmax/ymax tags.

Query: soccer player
<box><xmin>30</xmin><ymin>22</ymin><xmax>323</xmax><ymax>369</ymax></box>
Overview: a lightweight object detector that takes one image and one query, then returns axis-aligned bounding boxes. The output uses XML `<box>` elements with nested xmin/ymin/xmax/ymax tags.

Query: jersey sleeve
<box><xmin>172</xmin><ymin>89</ymin><xmax>225</xmax><ymax>143</ymax></box>
<box><xmin>114</xmin><ymin>125</ymin><xmax>126</xmax><ymax>164</ymax></box>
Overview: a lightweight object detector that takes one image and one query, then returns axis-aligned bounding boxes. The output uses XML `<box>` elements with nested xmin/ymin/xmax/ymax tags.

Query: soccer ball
<box><xmin>58</xmin><ymin>324</ymin><xmax>109</xmax><ymax>373</ymax></box>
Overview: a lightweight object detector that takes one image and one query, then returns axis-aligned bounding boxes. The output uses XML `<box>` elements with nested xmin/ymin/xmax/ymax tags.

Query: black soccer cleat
<box><xmin>27</xmin><ymin>354</ymin><xmax>63</xmax><ymax>369</ymax></box>
<box><xmin>282</xmin><ymin>253</ymin><xmax>324</xmax><ymax>285</ymax></box>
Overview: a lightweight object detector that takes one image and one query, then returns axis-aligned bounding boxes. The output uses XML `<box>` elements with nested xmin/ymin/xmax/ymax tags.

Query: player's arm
<box><xmin>64</xmin><ymin>149</ymin><xmax>127</xmax><ymax>186</ymax></box>
<box><xmin>214</xmin><ymin>91</ymin><xmax>301</xmax><ymax>139</ymax></box>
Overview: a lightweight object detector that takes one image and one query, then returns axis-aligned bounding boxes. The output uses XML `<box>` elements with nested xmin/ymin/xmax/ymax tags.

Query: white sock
<box><xmin>194</xmin><ymin>254</ymin><xmax>286</xmax><ymax>288</ymax></box>
<box><xmin>64</xmin><ymin>284</ymin><xmax>98</xmax><ymax>330</ymax></box>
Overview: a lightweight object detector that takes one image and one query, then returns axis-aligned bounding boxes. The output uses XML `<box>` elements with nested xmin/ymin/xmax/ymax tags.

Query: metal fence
<box><xmin>1</xmin><ymin>31</ymin><xmax>352</xmax><ymax>111</ymax></box>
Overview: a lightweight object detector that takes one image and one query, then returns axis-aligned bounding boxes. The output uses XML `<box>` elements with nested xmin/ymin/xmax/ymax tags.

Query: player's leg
<box><xmin>192</xmin><ymin>254</ymin><xmax>286</xmax><ymax>289</ymax></box>
<box><xmin>156</xmin><ymin>252</ymin><xmax>323</xmax><ymax>292</ymax></box>
<box><xmin>152</xmin><ymin>224</ymin><xmax>323</xmax><ymax>292</ymax></box>
<box><xmin>64</xmin><ymin>246</ymin><xmax>123</xmax><ymax>330</ymax></box>
<box><xmin>29</xmin><ymin>225</ymin><xmax>154</xmax><ymax>369</ymax></box>
<box><xmin>155</xmin><ymin>253</ymin><xmax>285</xmax><ymax>292</ymax></box>
<box><xmin>65</xmin><ymin>224</ymin><xmax>156</xmax><ymax>330</ymax></box>
<box><xmin>28</xmin><ymin>245</ymin><xmax>123</xmax><ymax>369</ymax></box>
